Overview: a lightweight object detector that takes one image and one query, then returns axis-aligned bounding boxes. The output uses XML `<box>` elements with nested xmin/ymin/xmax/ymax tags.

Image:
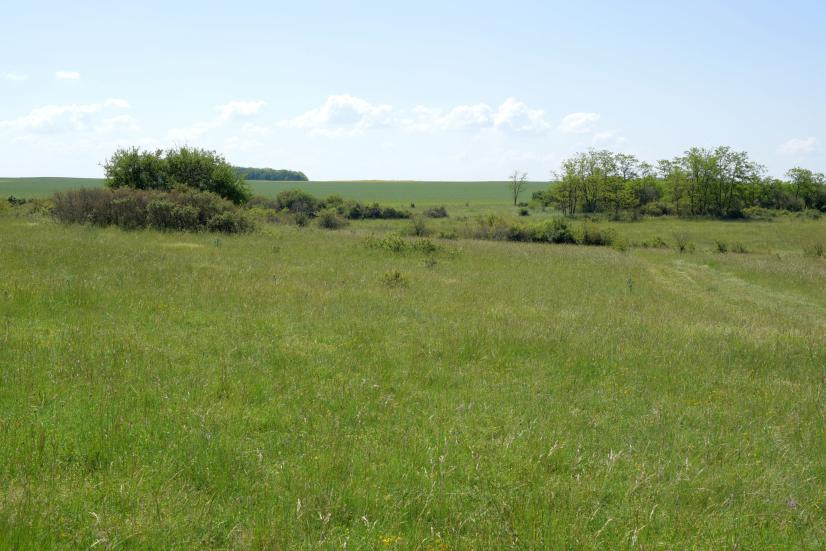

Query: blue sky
<box><xmin>2</xmin><ymin>0</ymin><xmax>824</xmax><ymax>179</ymax></box>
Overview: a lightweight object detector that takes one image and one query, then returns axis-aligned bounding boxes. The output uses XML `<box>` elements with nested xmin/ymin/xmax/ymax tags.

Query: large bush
<box><xmin>104</xmin><ymin>146</ymin><xmax>251</xmax><ymax>204</ymax></box>
<box><xmin>53</xmin><ymin>188</ymin><xmax>253</xmax><ymax>233</ymax></box>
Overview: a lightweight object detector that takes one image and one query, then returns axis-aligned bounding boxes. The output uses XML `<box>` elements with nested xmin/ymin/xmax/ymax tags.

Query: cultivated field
<box><xmin>2</xmin><ymin>199</ymin><xmax>825</xmax><ymax>548</ymax></box>
<box><xmin>0</xmin><ymin>177</ymin><xmax>548</xmax><ymax>207</ymax></box>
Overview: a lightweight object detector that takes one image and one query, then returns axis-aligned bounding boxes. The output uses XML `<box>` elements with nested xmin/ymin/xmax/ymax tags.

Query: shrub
<box><xmin>742</xmin><ymin>206</ymin><xmax>779</xmax><ymax>220</ymax></box>
<box><xmin>527</xmin><ymin>219</ymin><xmax>577</xmax><ymax>244</ymax></box>
<box><xmin>293</xmin><ymin>212</ymin><xmax>310</xmax><ymax>227</ymax></box>
<box><xmin>640</xmin><ymin>236</ymin><xmax>669</xmax><ymax>249</ymax></box>
<box><xmin>207</xmin><ymin>211</ymin><xmax>255</xmax><ymax>233</ymax></box>
<box><xmin>579</xmin><ymin>223</ymin><xmax>615</xmax><ymax>246</ymax></box>
<box><xmin>323</xmin><ymin>194</ymin><xmax>345</xmax><ymax>208</ymax></box>
<box><xmin>365</xmin><ymin>233</ymin><xmax>441</xmax><ymax>254</ymax></box>
<box><xmin>274</xmin><ymin>189</ymin><xmax>320</xmax><ymax>216</ymax></box>
<box><xmin>317</xmin><ymin>208</ymin><xmax>348</xmax><ymax>230</ymax></box>
<box><xmin>52</xmin><ymin>187</ymin><xmax>253</xmax><ymax>233</ymax></box>
<box><xmin>424</xmin><ymin>206</ymin><xmax>448</xmax><ymax>218</ymax></box>
<box><xmin>473</xmin><ymin>215</ymin><xmax>512</xmax><ymax>240</ymax></box>
<box><xmin>381</xmin><ymin>270</ymin><xmax>408</xmax><ymax>288</ymax></box>
<box><xmin>104</xmin><ymin>146</ymin><xmax>251</xmax><ymax>204</ymax></box>
<box><xmin>673</xmin><ymin>232</ymin><xmax>694</xmax><ymax>253</ymax></box>
<box><xmin>518</xmin><ymin>207</ymin><xmax>530</xmax><ymax>216</ymax></box>
<box><xmin>640</xmin><ymin>201</ymin><xmax>675</xmax><ymax>217</ymax></box>
<box><xmin>731</xmin><ymin>242</ymin><xmax>748</xmax><ymax>254</ymax></box>
<box><xmin>437</xmin><ymin>229</ymin><xmax>458</xmax><ymax>240</ymax></box>
<box><xmin>716</xmin><ymin>240</ymin><xmax>729</xmax><ymax>253</ymax></box>
<box><xmin>410</xmin><ymin>215</ymin><xmax>429</xmax><ymax>236</ymax></box>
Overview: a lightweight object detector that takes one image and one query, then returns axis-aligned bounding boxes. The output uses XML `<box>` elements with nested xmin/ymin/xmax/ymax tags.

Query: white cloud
<box><xmin>98</xmin><ymin>114</ymin><xmax>140</xmax><ymax>133</ymax></box>
<box><xmin>559</xmin><ymin>112</ymin><xmax>600</xmax><ymax>134</ymax></box>
<box><xmin>167</xmin><ymin>99</ymin><xmax>267</xmax><ymax>142</ymax></box>
<box><xmin>493</xmin><ymin>98</ymin><xmax>550</xmax><ymax>132</ymax></box>
<box><xmin>779</xmin><ymin>137</ymin><xmax>817</xmax><ymax>156</ymax></box>
<box><xmin>435</xmin><ymin>103</ymin><xmax>493</xmax><ymax>130</ymax></box>
<box><xmin>278</xmin><ymin>95</ymin><xmax>394</xmax><ymax>136</ymax></box>
<box><xmin>55</xmin><ymin>71</ymin><xmax>81</xmax><ymax>80</ymax></box>
<box><xmin>402</xmin><ymin>98</ymin><xmax>549</xmax><ymax>133</ymax></box>
<box><xmin>0</xmin><ymin>99</ymin><xmax>131</xmax><ymax>133</ymax></box>
<box><xmin>216</xmin><ymin>100</ymin><xmax>266</xmax><ymax>121</ymax></box>
<box><xmin>2</xmin><ymin>72</ymin><xmax>28</xmax><ymax>82</ymax></box>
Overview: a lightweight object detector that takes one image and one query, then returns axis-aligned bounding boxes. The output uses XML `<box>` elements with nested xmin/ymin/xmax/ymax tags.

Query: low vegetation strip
<box><xmin>52</xmin><ymin>188</ymin><xmax>254</xmax><ymax>233</ymax></box>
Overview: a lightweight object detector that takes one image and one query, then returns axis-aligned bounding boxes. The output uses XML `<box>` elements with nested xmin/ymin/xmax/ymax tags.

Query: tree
<box><xmin>233</xmin><ymin>167</ymin><xmax>308</xmax><ymax>181</ymax></box>
<box><xmin>104</xmin><ymin>146</ymin><xmax>251</xmax><ymax>204</ymax></box>
<box><xmin>786</xmin><ymin>167</ymin><xmax>826</xmax><ymax>208</ymax></box>
<box><xmin>509</xmin><ymin>170</ymin><xmax>528</xmax><ymax>206</ymax></box>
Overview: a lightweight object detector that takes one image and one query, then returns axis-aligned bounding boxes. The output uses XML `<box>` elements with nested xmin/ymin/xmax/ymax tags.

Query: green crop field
<box><xmin>1</xmin><ymin>177</ymin><xmax>548</xmax><ymax>207</ymax></box>
<box><xmin>2</xmin><ymin>204</ymin><xmax>825</xmax><ymax>549</ymax></box>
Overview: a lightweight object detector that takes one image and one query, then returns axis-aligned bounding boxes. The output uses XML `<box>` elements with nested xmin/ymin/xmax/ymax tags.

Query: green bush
<box><xmin>52</xmin><ymin>188</ymin><xmax>253</xmax><ymax>233</ymax></box>
<box><xmin>381</xmin><ymin>270</ymin><xmax>408</xmax><ymax>288</ymax></box>
<box><xmin>317</xmin><ymin>208</ymin><xmax>348</xmax><ymax>230</ymax></box>
<box><xmin>640</xmin><ymin>201</ymin><xmax>675</xmax><ymax>216</ymax></box>
<box><xmin>578</xmin><ymin>223</ymin><xmax>615</xmax><ymax>246</ymax></box>
<box><xmin>528</xmin><ymin>219</ymin><xmax>577</xmax><ymax>244</ymax></box>
<box><xmin>207</xmin><ymin>211</ymin><xmax>255</xmax><ymax>233</ymax></box>
<box><xmin>410</xmin><ymin>215</ymin><xmax>429</xmax><ymax>236</ymax></box>
<box><xmin>423</xmin><ymin>206</ymin><xmax>448</xmax><ymax>218</ymax></box>
<box><xmin>673</xmin><ymin>232</ymin><xmax>694</xmax><ymax>253</ymax></box>
<box><xmin>365</xmin><ymin>233</ymin><xmax>441</xmax><ymax>255</ymax></box>
<box><xmin>275</xmin><ymin>189</ymin><xmax>320</xmax><ymax>215</ymax></box>
<box><xmin>104</xmin><ymin>146</ymin><xmax>251</xmax><ymax>204</ymax></box>
<box><xmin>639</xmin><ymin>236</ymin><xmax>669</xmax><ymax>248</ymax></box>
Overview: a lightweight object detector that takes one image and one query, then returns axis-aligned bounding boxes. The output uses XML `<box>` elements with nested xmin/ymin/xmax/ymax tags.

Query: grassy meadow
<box><xmin>2</xmin><ymin>196</ymin><xmax>826</xmax><ymax>549</ymax></box>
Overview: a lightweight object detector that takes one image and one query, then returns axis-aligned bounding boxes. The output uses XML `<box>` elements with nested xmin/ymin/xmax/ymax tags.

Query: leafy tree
<box><xmin>103</xmin><ymin>147</ymin><xmax>168</xmax><ymax>191</ymax></box>
<box><xmin>104</xmin><ymin>146</ymin><xmax>251</xmax><ymax>204</ymax></box>
<box><xmin>787</xmin><ymin>167</ymin><xmax>826</xmax><ymax>208</ymax></box>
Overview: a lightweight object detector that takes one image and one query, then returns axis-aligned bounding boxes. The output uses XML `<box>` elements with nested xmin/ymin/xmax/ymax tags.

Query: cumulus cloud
<box><xmin>2</xmin><ymin>72</ymin><xmax>28</xmax><ymax>82</ymax></box>
<box><xmin>278</xmin><ymin>95</ymin><xmax>393</xmax><ymax>136</ymax></box>
<box><xmin>559</xmin><ymin>112</ymin><xmax>600</xmax><ymax>134</ymax></box>
<box><xmin>433</xmin><ymin>103</ymin><xmax>493</xmax><ymax>130</ymax></box>
<box><xmin>493</xmin><ymin>98</ymin><xmax>550</xmax><ymax>132</ymax></box>
<box><xmin>779</xmin><ymin>137</ymin><xmax>817</xmax><ymax>156</ymax></box>
<box><xmin>167</xmin><ymin>99</ymin><xmax>267</xmax><ymax>141</ymax></box>
<box><xmin>398</xmin><ymin>98</ymin><xmax>550</xmax><ymax>133</ymax></box>
<box><xmin>0</xmin><ymin>98</ymin><xmax>131</xmax><ymax>133</ymax></box>
<box><xmin>55</xmin><ymin>71</ymin><xmax>81</xmax><ymax>80</ymax></box>
<box><xmin>216</xmin><ymin>100</ymin><xmax>267</xmax><ymax>121</ymax></box>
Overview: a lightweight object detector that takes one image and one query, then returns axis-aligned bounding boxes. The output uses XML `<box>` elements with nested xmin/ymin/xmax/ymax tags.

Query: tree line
<box><xmin>529</xmin><ymin>147</ymin><xmax>825</xmax><ymax>218</ymax></box>
<box><xmin>233</xmin><ymin>167</ymin><xmax>308</xmax><ymax>181</ymax></box>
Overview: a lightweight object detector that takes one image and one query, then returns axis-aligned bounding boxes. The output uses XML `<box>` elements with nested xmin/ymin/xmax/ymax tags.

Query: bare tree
<box><xmin>508</xmin><ymin>170</ymin><xmax>528</xmax><ymax>206</ymax></box>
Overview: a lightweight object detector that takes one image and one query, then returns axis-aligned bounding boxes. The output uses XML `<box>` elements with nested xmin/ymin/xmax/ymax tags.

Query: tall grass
<box><xmin>1</xmin><ymin>214</ymin><xmax>825</xmax><ymax>548</ymax></box>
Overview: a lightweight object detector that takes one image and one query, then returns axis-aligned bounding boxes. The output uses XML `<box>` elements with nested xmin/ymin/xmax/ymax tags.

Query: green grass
<box><xmin>1</xmin><ymin>177</ymin><xmax>547</xmax><ymax>207</ymax></box>
<box><xmin>1</xmin><ymin>211</ymin><xmax>825</xmax><ymax>549</ymax></box>
<box><xmin>0</xmin><ymin>177</ymin><xmax>104</xmax><ymax>198</ymax></box>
